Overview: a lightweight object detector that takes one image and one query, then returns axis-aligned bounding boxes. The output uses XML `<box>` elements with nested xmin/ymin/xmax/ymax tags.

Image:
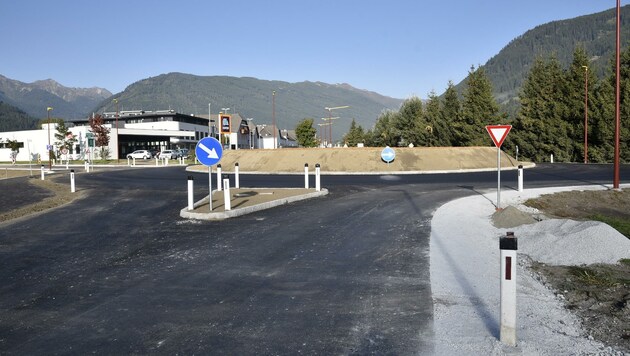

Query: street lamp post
<box><xmin>47</xmin><ymin>107</ymin><xmax>53</xmax><ymax>169</ymax></box>
<box><xmin>582</xmin><ymin>66</ymin><xmax>588</xmax><ymax>164</ymax></box>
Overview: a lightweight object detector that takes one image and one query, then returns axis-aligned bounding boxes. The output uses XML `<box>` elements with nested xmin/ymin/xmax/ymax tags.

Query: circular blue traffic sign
<box><xmin>195</xmin><ymin>137</ymin><xmax>223</xmax><ymax>166</ymax></box>
<box><xmin>381</xmin><ymin>146</ymin><xmax>395</xmax><ymax>163</ymax></box>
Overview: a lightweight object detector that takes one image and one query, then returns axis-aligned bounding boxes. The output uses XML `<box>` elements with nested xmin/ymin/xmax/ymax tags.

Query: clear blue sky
<box><xmin>1</xmin><ymin>0</ymin><xmax>627</xmax><ymax>99</ymax></box>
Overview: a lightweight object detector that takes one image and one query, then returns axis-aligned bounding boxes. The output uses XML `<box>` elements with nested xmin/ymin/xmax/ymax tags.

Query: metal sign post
<box><xmin>195</xmin><ymin>137</ymin><xmax>223</xmax><ymax>212</ymax></box>
<box><xmin>208</xmin><ymin>166</ymin><xmax>213</xmax><ymax>211</ymax></box>
<box><xmin>486</xmin><ymin>125</ymin><xmax>512</xmax><ymax>210</ymax></box>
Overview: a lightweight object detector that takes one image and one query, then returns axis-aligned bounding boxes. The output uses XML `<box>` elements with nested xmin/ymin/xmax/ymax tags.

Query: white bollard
<box><xmin>165</xmin><ymin>157</ymin><xmax>169</xmax><ymax>166</ymax></box>
<box><xmin>84</xmin><ymin>161</ymin><xmax>89</xmax><ymax>172</ymax></box>
<box><xmin>304</xmin><ymin>163</ymin><xmax>309</xmax><ymax>189</ymax></box>
<box><xmin>550</xmin><ymin>154</ymin><xmax>554</xmax><ymax>163</ymax></box>
<box><xmin>66</xmin><ymin>159</ymin><xmax>69</xmax><ymax>170</ymax></box>
<box><xmin>155</xmin><ymin>157</ymin><xmax>159</xmax><ymax>166</ymax></box>
<box><xmin>41</xmin><ymin>165</ymin><xmax>45</xmax><ymax>180</ymax></box>
<box><xmin>217</xmin><ymin>164</ymin><xmax>222</xmax><ymax>191</ymax></box>
<box><xmin>500</xmin><ymin>232</ymin><xmax>518</xmax><ymax>347</ymax></box>
<box><xmin>70</xmin><ymin>169</ymin><xmax>76</xmax><ymax>193</ymax></box>
<box><xmin>187</xmin><ymin>175</ymin><xmax>194</xmax><ymax>210</ymax></box>
<box><xmin>127</xmin><ymin>157</ymin><xmax>131</xmax><ymax>166</ymax></box>
<box><xmin>132</xmin><ymin>157</ymin><xmax>136</xmax><ymax>166</ymax></box>
<box><xmin>315</xmin><ymin>163</ymin><xmax>321</xmax><ymax>191</ymax></box>
<box><xmin>517</xmin><ymin>165</ymin><xmax>523</xmax><ymax>192</ymax></box>
<box><xmin>235</xmin><ymin>163</ymin><xmax>240</xmax><ymax>189</ymax></box>
<box><xmin>223</xmin><ymin>178</ymin><xmax>231</xmax><ymax>211</ymax></box>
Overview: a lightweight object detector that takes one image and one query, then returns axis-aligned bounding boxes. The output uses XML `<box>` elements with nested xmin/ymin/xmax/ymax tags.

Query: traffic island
<box><xmin>180</xmin><ymin>187</ymin><xmax>329</xmax><ymax>220</ymax></box>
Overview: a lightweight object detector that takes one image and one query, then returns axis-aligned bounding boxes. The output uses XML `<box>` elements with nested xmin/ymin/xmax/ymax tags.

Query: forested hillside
<box><xmin>0</xmin><ymin>102</ymin><xmax>37</xmax><ymax>132</ymax></box>
<box><xmin>458</xmin><ymin>5</ymin><xmax>630</xmax><ymax>110</ymax></box>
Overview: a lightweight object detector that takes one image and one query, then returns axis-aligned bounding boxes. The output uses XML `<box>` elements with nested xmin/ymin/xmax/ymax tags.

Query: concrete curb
<box><xmin>180</xmin><ymin>188</ymin><xmax>329</xmax><ymax>220</ymax></box>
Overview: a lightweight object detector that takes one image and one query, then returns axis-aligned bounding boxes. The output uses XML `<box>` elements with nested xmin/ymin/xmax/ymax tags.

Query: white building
<box><xmin>0</xmin><ymin>110</ymin><xmax>301</xmax><ymax>162</ymax></box>
<box><xmin>0</xmin><ymin>110</ymin><xmax>210</xmax><ymax>162</ymax></box>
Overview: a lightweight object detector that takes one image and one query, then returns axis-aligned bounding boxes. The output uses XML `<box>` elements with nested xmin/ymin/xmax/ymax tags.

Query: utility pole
<box><xmin>324</xmin><ymin>106</ymin><xmax>349</xmax><ymax>147</ymax></box>
<box><xmin>272</xmin><ymin>91</ymin><xmax>277</xmax><ymax>149</ymax></box>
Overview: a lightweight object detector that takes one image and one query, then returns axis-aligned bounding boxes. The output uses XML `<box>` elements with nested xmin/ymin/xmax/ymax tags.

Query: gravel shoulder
<box><xmin>520</xmin><ymin>189</ymin><xmax>630</xmax><ymax>353</ymax></box>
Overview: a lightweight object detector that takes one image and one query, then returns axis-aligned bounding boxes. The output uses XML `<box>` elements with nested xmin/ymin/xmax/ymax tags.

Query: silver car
<box><xmin>126</xmin><ymin>150</ymin><xmax>152</xmax><ymax>159</ymax></box>
<box><xmin>159</xmin><ymin>150</ymin><xmax>176</xmax><ymax>159</ymax></box>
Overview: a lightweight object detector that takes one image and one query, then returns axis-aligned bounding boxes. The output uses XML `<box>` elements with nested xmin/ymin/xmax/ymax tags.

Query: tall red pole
<box><xmin>614</xmin><ymin>0</ymin><xmax>621</xmax><ymax>188</ymax></box>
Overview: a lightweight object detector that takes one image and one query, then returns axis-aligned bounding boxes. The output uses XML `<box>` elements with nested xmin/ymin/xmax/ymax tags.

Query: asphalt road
<box><xmin>0</xmin><ymin>163</ymin><xmax>628</xmax><ymax>354</ymax></box>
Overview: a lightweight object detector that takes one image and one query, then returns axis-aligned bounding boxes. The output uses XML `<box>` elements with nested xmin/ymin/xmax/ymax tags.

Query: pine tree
<box><xmin>513</xmin><ymin>56</ymin><xmax>573</xmax><ymax>162</ymax></box>
<box><xmin>589</xmin><ymin>77</ymin><xmax>615</xmax><ymax>162</ymax></box>
<box><xmin>395</xmin><ymin>96</ymin><xmax>425</xmax><ymax>146</ymax></box>
<box><xmin>424</xmin><ymin>91</ymin><xmax>451</xmax><ymax>146</ymax></box>
<box><xmin>343</xmin><ymin>119</ymin><xmax>365</xmax><ymax>147</ymax></box>
<box><xmin>442</xmin><ymin>81</ymin><xmax>462</xmax><ymax>145</ymax></box>
<box><xmin>370</xmin><ymin>111</ymin><xmax>398</xmax><ymax>147</ymax></box>
<box><xmin>295</xmin><ymin>118</ymin><xmax>317</xmax><ymax>147</ymax></box>
<box><xmin>460</xmin><ymin>66</ymin><xmax>500</xmax><ymax>146</ymax></box>
<box><xmin>54</xmin><ymin>121</ymin><xmax>77</xmax><ymax>154</ymax></box>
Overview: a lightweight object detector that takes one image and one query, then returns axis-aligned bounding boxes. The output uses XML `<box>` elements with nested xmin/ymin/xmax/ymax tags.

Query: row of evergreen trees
<box><xmin>342</xmin><ymin>45</ymin><xmax>630</xmax><ymax>163</ymax></box>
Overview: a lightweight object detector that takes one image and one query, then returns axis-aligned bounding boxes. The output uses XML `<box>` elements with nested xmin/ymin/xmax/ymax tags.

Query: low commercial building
<box><xmin>0</xmin><ymin>109</ymin><xmax>300</xmax><ymax>163</ymax></box>
<box><xmin>0</xmin><ymin>110</ymin><xmax>212</xmax><ymax>162</ymax></box>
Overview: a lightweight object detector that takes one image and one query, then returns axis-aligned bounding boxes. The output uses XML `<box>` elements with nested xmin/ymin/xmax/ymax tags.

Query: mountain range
<box><xmin>0</xmin><ymin>75</ymin><xmax>112</xmax><ymax>121</ymax></box>
<box><xmin>95</xmin><ymin>73</ymin><xmax>403</xmax><ymax>136</ymax></box>
<box><xmin>1</xmin><ymin>5</ymin><xmax>629</xmax><ymax>137</ymax></box>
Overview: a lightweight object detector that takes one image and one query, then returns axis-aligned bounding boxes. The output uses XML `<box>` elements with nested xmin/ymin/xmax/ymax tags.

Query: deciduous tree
<box><xmin>89</xmin><ymin>114</ymin><xmax>110</xmax><ymax>159</ymax></box>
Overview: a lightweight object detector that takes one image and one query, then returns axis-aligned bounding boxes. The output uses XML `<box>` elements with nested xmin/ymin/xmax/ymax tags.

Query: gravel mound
<box><xmin>517</xmin><ymin>219</ymin><xmax>630</xmax><ymax>265</ymax></box>
<box><xmin>491</xmin><ymin>205</ymin><xmax>538</xmax><ymax>228</ymax></box>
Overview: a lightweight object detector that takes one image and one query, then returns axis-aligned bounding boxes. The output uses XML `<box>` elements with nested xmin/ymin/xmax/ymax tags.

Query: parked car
<box><xmin>126</xmin><ymin>150</ymin><xmax>152</xmax><ymax>159</ymax></box>
<box><xmin>159</xmin><ymin>149</ymin><xmax>177</xmax><ymax>159</ymax></box>
<box><xmin>175</xmin><ymin>148</ymin><xmax>190</xmax><ymax>159</ymax></box>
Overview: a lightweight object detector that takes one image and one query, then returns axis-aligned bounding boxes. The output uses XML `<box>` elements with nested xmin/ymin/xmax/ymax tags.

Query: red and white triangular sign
<box><xmin>486</xmin><ymin>125</ymin><xmax>512</xmax><ymax>148</ymax></box>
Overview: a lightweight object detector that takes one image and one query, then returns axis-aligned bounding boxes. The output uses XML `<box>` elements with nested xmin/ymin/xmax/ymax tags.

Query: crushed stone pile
<box><xmin>491</xmin><ymin>205</ymin><xmax>538</xmax><ymax>228</ymax></box>
<box><xmin>491</xmin><ymin>205</ymin><xmax>629</xmax><ymax>265</ymax></box>
<box><xmin>517</xmin><ymin>219</ymin><xmax>630</xmax><ymax>265</ymax></box>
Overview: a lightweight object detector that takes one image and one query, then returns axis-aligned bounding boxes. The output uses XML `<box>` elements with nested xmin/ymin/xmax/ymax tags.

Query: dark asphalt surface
<box><xmin>0</xmin><ymin>163</ymin><xmax>628</xmax><ymax>354</ymax></box>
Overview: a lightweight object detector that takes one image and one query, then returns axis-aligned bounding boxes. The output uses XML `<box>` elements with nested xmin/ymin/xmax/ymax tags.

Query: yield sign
<box><xmin>486</xmin><ymin>125</ymin><xmax>512</xmax><ymax>148</ymax></box>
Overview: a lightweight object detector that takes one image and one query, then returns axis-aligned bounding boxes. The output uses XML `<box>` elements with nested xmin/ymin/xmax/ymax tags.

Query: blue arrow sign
<box><xmin>195</xmin><ymin>137</ymin><xmax>223</xmax><ymax>166</ymax></box>
<box><xmin>381</xmin><ymin>146</ymin><xmax>395</xmax><ymax>163</ymax></box>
